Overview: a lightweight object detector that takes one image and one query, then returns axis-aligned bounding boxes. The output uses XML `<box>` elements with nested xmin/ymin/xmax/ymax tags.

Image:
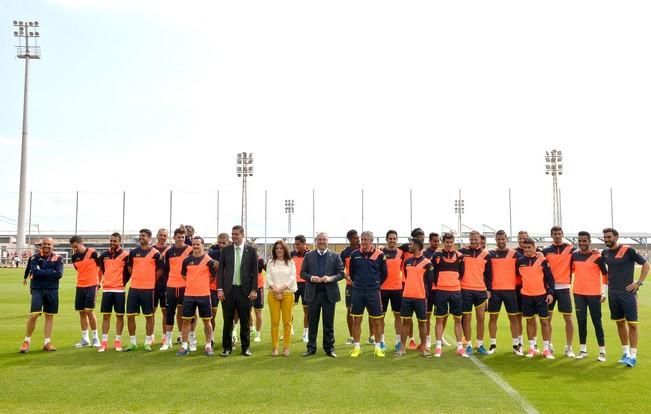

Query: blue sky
<box><xmin>1</xmin><ymin>0</ymin><xmax>650</xmax><ymax>239</ymax></box>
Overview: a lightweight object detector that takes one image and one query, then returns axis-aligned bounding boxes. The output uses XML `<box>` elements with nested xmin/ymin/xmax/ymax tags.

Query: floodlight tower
<box><xmin>545</xmin><ymin>149</ymin><xmax>563</xmax><ymax>227</ymax></box>
<box><xmin>454</xmin><ymin>189</ymin><xmax>464</xmax><ymax>248</ymax></box>
<box><xmin>285</xmin><ymin>199</ymin><xmax>295</xmax><ymax>234</ymax></box>
<box><xmin>12</xmin><ymin>20</ymin><xmax>41</xmax><ymax>256</ymax></box>
<box><xmin>236</xmin><ymin>152</ymin><xmax>254</xmax><ymax>232</ymax></box>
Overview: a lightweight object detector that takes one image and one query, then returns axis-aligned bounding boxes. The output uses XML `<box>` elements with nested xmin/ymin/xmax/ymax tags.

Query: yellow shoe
<box><xmin>350</xmin><ymin>347</ymin><xmax>362</xmax><ymax>357</ymax></box>
<box><xmin>374</xmin><ymin>347</ymin><xmax>385</xmax><ymax>358</ymax></box>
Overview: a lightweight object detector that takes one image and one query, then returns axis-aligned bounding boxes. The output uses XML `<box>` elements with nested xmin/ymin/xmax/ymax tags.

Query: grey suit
<box><xmin>300</xmin><ymin>249</ymin><xmax>344</xmax><ymax>353</ymax></box>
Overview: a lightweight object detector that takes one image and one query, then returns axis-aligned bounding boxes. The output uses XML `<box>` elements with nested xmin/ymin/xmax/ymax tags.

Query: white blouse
<box><xmin>265</xmin><ymin>259</ymin><xmax>298</xmax><ymax>293</ymax></box>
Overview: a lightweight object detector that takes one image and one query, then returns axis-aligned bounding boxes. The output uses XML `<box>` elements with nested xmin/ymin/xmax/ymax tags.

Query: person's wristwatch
<box><xmin>636</xmin><ymin>280</ymin><xmax>643</xmax><ymax>287</ymax></box>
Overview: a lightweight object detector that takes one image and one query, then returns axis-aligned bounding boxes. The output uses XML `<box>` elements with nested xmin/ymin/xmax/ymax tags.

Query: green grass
<box><xmin>1</xmin><ymin>267</ymin><xmax>649</xmax><ymax>413</ymax></box>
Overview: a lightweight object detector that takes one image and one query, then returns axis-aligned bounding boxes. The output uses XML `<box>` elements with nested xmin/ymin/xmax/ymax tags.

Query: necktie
<box><xmin>234</xmin><ymin>246</ymin><xmax>241</xmax><ymax>285</ymax></box>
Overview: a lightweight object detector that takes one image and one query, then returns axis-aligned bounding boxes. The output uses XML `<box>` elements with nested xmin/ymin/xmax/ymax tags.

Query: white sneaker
<box><xmin>75</xmin><ymin>339</ymin><xmax>90</xmax><ymax>348</ymax></box>
<box><xmin>92</xmin><ymin>338</ymin><xmax>101</xmax><ymax>348</ymax></box>
<box><xmin>254</xmin><ymin>335</ymin><xmax>261</xmax><ymax>343</ymax></box>
<box><xmin>564</xmin><ymin>348</ymin><xmax>576</xmax><ymax>358</ymax></box>
<box><xmin>160</xmin><ymin>342</ymin><xmax>171</xmax><ymax>351</ymax></box>
<box><xmin>575</xmin><ymin>351</ymin><xmax>588</xmax><ymax>359</ymax></box>
<box><xmin>302</xmin><ymin>334</ymin><xmax>309</xmax><ymax>343</ymax></box>
<box><xmin>189</xmin><ymin>340</ymin><xmax>197</xmax><ymax>352</ymax></box>
<box><xmin>597</xmin><ymin>352</ymin><xmax>606</xmax><ymax>362</ymax></box>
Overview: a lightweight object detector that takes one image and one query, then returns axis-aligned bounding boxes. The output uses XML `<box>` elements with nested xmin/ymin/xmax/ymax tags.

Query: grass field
<box><xmin>1</xmin><ymin>267</ymin><xmax>649</xmax><ymax>413</ymax></box>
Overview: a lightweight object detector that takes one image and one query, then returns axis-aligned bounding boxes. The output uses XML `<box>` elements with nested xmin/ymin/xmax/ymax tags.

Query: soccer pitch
<box><xmin>1</xmin><ymin>267</ymin><xmax>649</xmax><ymax>414</ymax></box>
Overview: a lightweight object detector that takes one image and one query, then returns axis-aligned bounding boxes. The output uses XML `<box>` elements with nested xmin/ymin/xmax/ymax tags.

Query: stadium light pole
<box><xmin>12</xmin><ymin>20</ymin><xmax>41</xmax><ymax>256</ymax></box>
<box><xmin>454</xmin><ymin>189</ymin><xmax>464</xmax><ymax>248</ymax></box>
<box><xmin>236</xmin><ymin>152</ymin><xmax>253</xmax><ymax>232</ymax></box>
<box><xmin>285</xmin><ymin>199</ymin><xmax>294</xmax><ymax>234</ymax></box>
<box><xmin>545</xmin><ymin>149</ymin><xmax>563</xmax><ymax>227</ymax></box>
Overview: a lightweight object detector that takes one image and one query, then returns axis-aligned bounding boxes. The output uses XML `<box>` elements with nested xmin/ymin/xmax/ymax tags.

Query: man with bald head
<box><xmin>20</xmin><ymin>238</ymin><xmax>64</xmax><ymax>353</ymax></box>
<box><xmin>300</xmin><ymin>232</ymin><xmax>345</xmax><ymax>357</ymax></box>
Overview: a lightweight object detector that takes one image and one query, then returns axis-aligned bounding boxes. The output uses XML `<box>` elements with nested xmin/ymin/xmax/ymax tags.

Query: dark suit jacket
<box><xmin>300</xmin><ymin>249</ymin><xmax>345</xmax><ymax>304</ymax></box>
<box><xmin>217</xmin><ymin>243</ymin><xmax>258</xmax><ymax>295</ymax></box>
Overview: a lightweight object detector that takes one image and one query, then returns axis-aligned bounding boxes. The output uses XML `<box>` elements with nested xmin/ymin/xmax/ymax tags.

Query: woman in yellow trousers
<box><xmin>265</xmin><ymin>240</ymin><xmax>297</xmax><ymax>357</ymax></box>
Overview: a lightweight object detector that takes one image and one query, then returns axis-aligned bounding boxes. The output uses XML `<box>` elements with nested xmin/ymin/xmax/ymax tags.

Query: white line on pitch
<box><xmin>469</xmin><ymin>356</ymin><xmax>539</xmax><ymax>414</ymax></box>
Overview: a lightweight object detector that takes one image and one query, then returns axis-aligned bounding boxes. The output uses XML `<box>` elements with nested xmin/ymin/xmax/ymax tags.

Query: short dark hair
<box><xmin>174</xmin><ymin>227</ymin><xmax>186</xmax><ymax>236</ymax></box>
<box><xmin>602</xmin><ymin>227</ymin><xmax>619</xmax><ymax>237</ymax></box>
<box><xmin>69</xmin><ymin>235</ymin><xmax>83</xmax><ymax>244</ymax></box>
<box><xmin>522</xmin><ymin>237</ymin><xmax>536</xmax><ymax>246</ymax></box>
<box><xmin>429</xmin><ymin>232</ymin><xmax>439</xmax><ymax>241</ymax></box>
<box><xmin>578</xmin><ymin>231</ymin><xmax>591</xmax><ymax>239</ymax></box>
<box><xmin>386</xmin><ymin>230</ymin><xmax>398</xmax><ymax>239</ymax></box>
<box><xmin>192</xmin><ymin>236</ymin><xmax>204</xmax><ymax>244</ymax></box>
<box><xmin>412</xmin><ymin>239</ymin><xmax>424</xmax><ymax>250</ymax></box>
<box><xmin>480</xmin><ymin>234</ymin><xmax>486</xmax><ymax>241</ymax></box>
<box><xmin>139</xmin><ymin>228</ymin><xmax>152</xmax><ymax>238</ymax></box>
<box><xmin>442</xmin><ymin>232</ymin><xmax>455</xmax><ymax>241</ymax></box>
<box><xmin>495</xmin><ymin>230</ymin><xmax>507</xmax><ymax>237</ymax></box>
<box><xmin>232</xmin><ymin>225</ymin><xmax>244</xmax><ymax>235</ymax></box>
<box><xmin>294</xmin><ymin>234</ymin><xmax>306</xmax><ymax>243</ymax></box>
<box><xmin>110</xmin><ymin>232</ymin><xmax>121</xmax><ymax>241</ymax></box>
<box><xmin>550</xmin><ymin>226</ymin><xmax>563</xmax><ymax>235</ymax></box>
<box><xmin>346</xmin><ymin>229</ymin><xmax>358</xmax><ymax>241</ymax></box>
<box><xmin>411</xmin><ymin>228</ymin><xmax>425</xmax><ymax>238</ymax></box>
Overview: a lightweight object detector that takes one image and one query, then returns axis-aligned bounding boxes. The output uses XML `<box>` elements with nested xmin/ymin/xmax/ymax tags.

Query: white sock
<box><xmin>255</xmin><ymin>330</ymin><xmax>260</xmax><ymax>337</ymax></box>
<box><xmin>303</xmin><ymin>328</ymin><xmax>308</xmax><ymax>335</ymax></box>
<box><xmin>580</xmin><ymin>344</ymin><xmax>587</xmax><ymax>353</ymax></box>
<box><xmin>456</xmin><ymin>342</ymin><xmax>463</xmax><ymax>350</ymax></box>
<box><xmin>512</xmin><ymin>338</ymin><xmax>519</xmax><ymax>347</ymax></box>
<box><xmin>623</xmin><ymin>345</ymin><xmax>631</xmax><ymax>356</ymax></box>
<box><xmin>375</xmin><ymin>342</ymin><xmax>381</xmax><ymax>349</ymax></box>
<box><xmin>82</xmin><ymin>330</ymin><xmax>89</xmax><ymax>341</ymax></box>
<box><xmin>477</xmin><ymin>340</ymin><xmax>483</xmax><ymax>347</ymax></box>
<box><xmin>205</xmin><ymin>343</ymin><xmax>211</xmax><ymax>350</ymax></box>
<box><xmin>529</xmin><ymin>339</ymin><xmax>536</xmax><ymax>349</ymax></box>
<box><xmin>92</xmin><ymin>330</ymin><xmax>98</xmax><ymax>339</ymax></box>
<box><xmin>490</xmin><ymin>338</ymin><xmax>497</xmax><ymax>346</ymax></box>
<box><xmin>130</xmin><ymin>336</ymin><xmax>137</xmax><ymax>345</ymax></box>
<box><xmin>565</xmin><ymin>344</ymin><xmax>572</xmax><ymax>351</ymax></box>
<box><xmin>395</xmin><ymin>333</ymin><xmax>401</xmax><ymax>344</ymax></box>
<box><xmin>408</xmin><ymin>336</ymin><xmax>414</xmax><ymax>343</ymax></box>
<box><xmin>435</xmin><ymin>340</ymin><xmax>442</xmax><ymax>349</ymax></box>
<box><xmin>381</xmin><ymin>334</ymin><xmax>385</xmax><ymax>343</ymax></box>
<box><xmin>543</xmin><ymin>341</ymin><xmax>550</xmax><ymax>351</ymax></box>
<box><xmin>189</xmin><ymin>331</ymin><xmax>196</xmax><ymax>340</ymax></box>
<box><xmin>115</xmin><ymin>335</ymin><xmax>121</xmax><ymax>341</ymax></box>
<box><xmin>24</xmin><ymin>336</ymin><xmax>31</xmax><ymax>343</ymax></box>
<box><xmin>467</xmin><ymin>340</ymin><xmax>473</xmax><ymax>348</ymax></box>
<box><xmin>165</xmin><ymin>331</ymin><xmax>172</xmax><ymax>342</ymax></box>
<box><xmin>518</xmin><ymin>335</ymin><xmax>523</xmax><ymax>344</ymax></box>
<box><xmin>102</xmin><ymin>334</ymin><xmax>108</xmax><ymax>341</ymax></box>
<box><xmin>44</xmin><ymin>338</ymin><xmax>51</xmax><ymax>345</ymax></box>
<box><xmin>599</xmin><ymin>346</ymin><xmax>606</xmax><ymax>354</ymax></box>
<box><xmin>631</xmin><ymin>348</ymin><xmax>637</xmax><ymax>357</ymax></box>
<box><xmin>354</xmin><ymin>342</ymin><xmax>360</xmax><ymax>349</ymax></box>
<box><xmin>182</xmin><ymin>341</ymin><xmax>188</xmax><ymax>350</ymax></box>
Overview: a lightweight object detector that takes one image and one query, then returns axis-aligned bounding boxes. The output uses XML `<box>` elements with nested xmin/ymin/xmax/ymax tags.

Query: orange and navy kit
<box><xmin>487</xmin><ymin>248</ymin><xmax>521</xmax><ymax>315</ymax></box>
<box><xmin>400</xmin><ymin>256</ymin><xmax>434</xmax><ymax>322</ymax></box>
<box><xmin>602</xmin><ymin>245</ymin><xmax>647</xmax><ymax>323</ymax></box>
<box><xmin>516</xmin><ymin>255</ymin><xmax>555</xmax><ymax>319</ymax></box>
<box><xmin>459</xmin><ymin>247</ymin><xmax>492</xmax><ymax>314</ymax></box>
<box><xmin>72</xmin><ymin>248</ymin><xmax>101</xmax><ymax>312</ymax></box>
<box><xmin>152</xmin><ymin>244</ymin><xmax>170</xmax><ymax>309</ymax></box>
<box><xmin>181</xmin><ymin>254</ymin><xmax>217</xmax><ymax>320</ymax></box>
<box><xmin>349</xmin><ymin>247</ymin><xmax>387</xmax><ymax>318</ymax></box>
<box><xmin>542</xmin><ymin>243</ymin><xmax>575</xmax><ymax>314</ymax></box>
<box><xmin>98</xmin><ymin>248</ymin><xmax>129</xmax><ymax>315</ymax></box>
<box><xmin>126</xmin><ymin>247</ymin><xmax>162</xmax><ymax>316</ymax></box>
<box><xmin>423</xmin><ymin>248</ymin><xmax>440</xmax><ymax>314</ymax></box>
<box><xmin>432</xmin><ymin>250</ymin><xmax>464</xmax><ymax>318</ymax></box>
<box><xmin>572</xmin><ymin>250</ymin><xmax>608</xmax><ymax>347</ymax></box>
<box><xmin>164</xmin><ymin>245</ymin><xmax>193</xmax><ymax>325</ymax></box>
<box><xmin>340</xmin><ymin>245</ymin><xmax>359</xmax><ymax>308</ymax></box>
<box><xmin>291</xmin><ymin>249</ymin><xmax>309</xmax><ymax>305</ymax></box>
<box><xmin>380</xmin><ymin>247</ymin><xmax>404</xmax><ymax>314</ymax></box>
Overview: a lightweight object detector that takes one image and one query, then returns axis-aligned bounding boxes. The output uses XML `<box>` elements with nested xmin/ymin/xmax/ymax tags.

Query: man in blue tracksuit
<box><xmin>20</xmin><ymin>237</ymin><xmax>64</xmax><ymax>353</ymax></box>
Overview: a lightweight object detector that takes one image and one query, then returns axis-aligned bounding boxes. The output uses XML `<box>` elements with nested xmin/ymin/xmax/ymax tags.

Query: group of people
<box><xmin>19</xmin><ymin>224</ymin><xmax>647</xmax><ymax>367</ymax></box>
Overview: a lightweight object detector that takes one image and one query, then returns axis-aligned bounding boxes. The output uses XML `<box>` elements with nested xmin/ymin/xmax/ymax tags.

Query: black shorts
<box><xmin>253</xmin><ymin>287</ymin><xmax>264</xmax><ymax>309</ymax></box>
<box><xmin>608</xmin><ymin>289</ymin><xmax>638</xmax><ymax>323</ymax></box>
<box><xmin>487</xmin><ymin>290</ymin><xmax>519</xmax><ymax>315</ymax></box>
<box><xmin>381</xmin><ymin>289</ymin><xmax>402</xmax><ymax>314</ymax></box>
<box><xmin>126</xmin><ymin>288</ymin><xmax>155</xmax><ymax>316</ymax></box>
<box><xmin>210</xmin><ymin>290</ymin><xmax>219</xmax><ymax>312</ymax></box>
<box><xmin>548</xmin><ymin>288</ymin><xmax>572</xmax><ymax>314</ymax></box>
<box><xmin>345</xmin><ymin>285</ymin><xmax>353</xmax><ymax>308</ymax></box>
<box><xmin>165</xmin><ymin>287</ymin><xmax>185</xmax><ymax>325</ymax></box>
<box><xmin>515</xmin><ymin>285</ymin><xmax>523</xmax><ymax>313</ymax></box>
<box><xmin>522</xmin><ymin>295</ymin><xmax>549</xmax><ymax>319</ymax></box>
<box><xmin>400</xmin><ymin>298</ymin><xmax>427</xmax><ymax>322</ymax></box>
<box><xmin>427</xmin><ymin>290</ymin><xmax>437</xmax><ymax>314</ymax></box>
<box><xmin>182</xmin><ymin>296</ymin><xmax>212</xmax><ymax>320</ymax></box>
<box><xmin>154</xmin><ymin>284</ymin><xmax>167</xmax><ymax>309</ymax></box>
<box><xmin>434</xmin><ymin>290</ymin><xmax>462</xmax><ymax>317</ymax></box>
<box><xmin>350</xmin><ymin>288</ymin><xmax>383</xmax><ymax>318</ymax></box>
<box><xmin>30</xmin><ymin>289</ymin><xmax>59</xmax><ymax>314</ymax></box>
<box><xmin>75</xmin><ymin>286</ymin><xmax>98</xmax><ymax>311</ymax></box>
<box><xmin>461</xmin><ymin>289</ymin><xmax>488</xmax><ymax>314</ymax></box>
<box><xmin>294</xmin><ymin>283</ymin><xmax>306</xmax><ymax>305</ymax></box>
<box><xmin>100</xmin><ymin>291</ymin><xmax>126</xmax><ymax>315</ymax></box>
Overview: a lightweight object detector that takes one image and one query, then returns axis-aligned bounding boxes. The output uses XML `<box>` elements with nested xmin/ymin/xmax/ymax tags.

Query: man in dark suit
<box><xmin>217</xmin><ymin>225</ymin><xmax>258</xmax><ymax>356</ymax></box>
<box><xmin>300</xmin><ymin>232</ymin><xmax>345</xmax><ymax>357</ymax></box>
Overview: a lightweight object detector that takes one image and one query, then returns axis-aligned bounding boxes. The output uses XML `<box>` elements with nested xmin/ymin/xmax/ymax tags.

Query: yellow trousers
<box><xmin>268</xmin><ymin>291</ymin><xmax>294</xmax><ymax>349</ymax></box>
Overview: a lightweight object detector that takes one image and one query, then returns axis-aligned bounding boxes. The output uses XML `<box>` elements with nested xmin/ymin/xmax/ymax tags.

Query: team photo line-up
<box><xmin>19</xmin><ymin>224</ymin><xmax>648</xmax><ymax>366</ymax></box>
